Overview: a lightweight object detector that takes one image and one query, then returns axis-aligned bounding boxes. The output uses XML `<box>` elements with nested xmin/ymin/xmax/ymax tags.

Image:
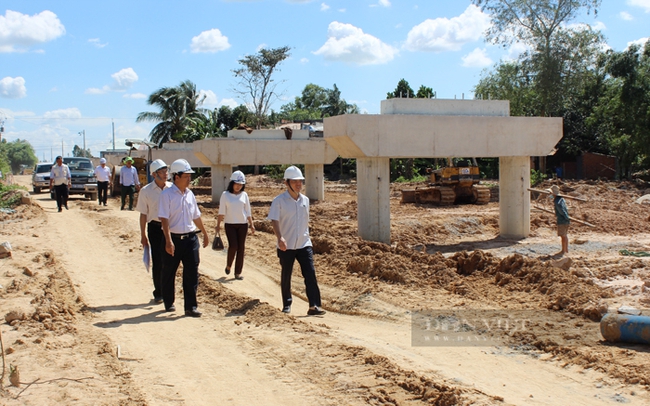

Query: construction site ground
<box><xmin>1</xmin><ymin>174</ymin><xmax>649</xmax><ymax>405</ymax></box>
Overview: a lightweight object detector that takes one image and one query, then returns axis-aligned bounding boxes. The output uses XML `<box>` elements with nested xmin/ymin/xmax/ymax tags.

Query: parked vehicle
<box><xmin>31</xmin><ymin>163</ymin><xmax>53</xmax><ymax>194</ymax></box>
<box><xmin>49</xmin><ymin>157</ymin><xmax>98</xmax><ymax>201</ymax></box>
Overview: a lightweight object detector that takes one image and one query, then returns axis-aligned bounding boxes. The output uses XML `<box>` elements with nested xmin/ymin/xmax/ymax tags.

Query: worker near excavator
<box><xmin>120</xmin><ymin>157</ymin><xmax>141</xmax><ymax>210</ymax></box>
<box><xmin>549</xmin><ymin>185</ymin><xmax>570</xmax><ymax>256</ymax></box>
<box><xmin>268</xmin><ymin>165</ymin><xmax>325</xmax><ymax>316</ymax></box>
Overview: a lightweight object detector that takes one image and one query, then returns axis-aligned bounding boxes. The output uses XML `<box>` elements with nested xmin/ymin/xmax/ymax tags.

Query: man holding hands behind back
<box><xmin>49</xmin><ymin>156</ymin><xmax>71</xmax><ymax>212</ymax></box>
<box><xmin>158</xmin><ymin>159</ymin><xmax>209</xmax><ymax>317</ymax></box>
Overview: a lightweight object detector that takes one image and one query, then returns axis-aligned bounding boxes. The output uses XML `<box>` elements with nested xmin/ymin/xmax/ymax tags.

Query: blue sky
<box><xmin>1</xmin><ymin>0</ymin><xmax>649</xmax><ymax>162</ymax></box>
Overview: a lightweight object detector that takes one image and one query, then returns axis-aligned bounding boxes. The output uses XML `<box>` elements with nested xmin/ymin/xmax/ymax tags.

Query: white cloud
<box><xmin>190</xmin><ymin>28</ymin><xmax>231</xmax><ymax>53</ymax></box>
<box><xmin>313</xmin><ymin>21</ymin><xmax>398</xmax><ymax>65</ymax></box>
<box><xmin>627</xmin><ymin>37</ymin><xmax>649</xmax><ymax>49</ymax></box>
<box><xmin>505</xmin><ymin>42</ymin><xmax>529</xmax><ymax>61</ymax></box>
<box><xmin>43</xmin><ymin>108</ymin><xmax>82</xmax><ymax>121</ymax></box>
<box><xmin>286</xmin><ymin>0</ymin><xmax>313</xmax><ymax>3</ymax></box>
<box><xmin>86</xmin><ymin>68</ymin><xmax>139</xmax><ymax>94</ymax></box>
<box><xmin>620</xmin><ymin>11</ymin><xmax>634</xmax><ymax>20</ymax></box>
<box><xmin>374</xmin><ymin>0</ymin><xmax>391</xmax><ymax>7</ymax></box>
<box><xmin>123</xmin><ymin>93</ymin><xmax>147</xmax><ymax>99</ymax></box>
<box><xmin>627</xmin><ymin>0</ymin><xmax>650</xmax><ymax>13</ymax></box>
<box><xmin>199</xmin><ymin>90</ymin><xmax>218</xmax><ymax>107</ymax></box>
<box><xmin>321</xmin><ymin>3</ymin><xmax>330</xmax><ymax>11</ymax></box>
<box><xmin>404</xmin><ymin>5</ymin><xmax>490</xmax><ymax>52</ymax></box>
<box><xmin>0</xmin><ymin>76</ymin><xmax>27</xmax><ymax>98</ymax></box>
<box><xmin>338</xmin><ymin>8</ymin><xmax>346</xmax><ymax>12</ymax></box>
<box><xmin>219</xmin><ymin>98</ymin><xmax>239</xmax><ymax>109</ymax></box>
<box><xmin>300</xmin><ymin>57</ymin><xmax>309</xmax><ymax>63</ymax></box>
<box><xmin>461</xmin><ymin>48</ymin><xmax>492</xmax><ymax>67</ymax></box>
<box><xmin>0</xmin><ymin>10</ymin><xmax>65</xmax><ymax>53</ymax></box>
<box><xmin>88</xmin><ymin>38</ymin><xmax>108</xmax><ymax>48</ymax></box>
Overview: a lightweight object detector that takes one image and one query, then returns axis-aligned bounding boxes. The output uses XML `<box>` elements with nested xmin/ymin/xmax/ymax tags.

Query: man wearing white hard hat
<box><xmin>268</xmin><ymin>165</ymin><xmax>325</xmax><ymax>316</ymax></box>
<box><xmin>158</xmin><ymin>159</ymin><xmax>209</xmax><ymax>317</ymax></box>
<box><xmin>216</xmin><ymin>170</ymin><xmax>255</xmax><ymax>280</ymax></box>
<box><xmin>136</xmin><ymin>159</ymin><xmax>172</xmax><ymax>304</ymax></box>
<box><xmin>94</xmin><ymin>158</ymin><xmax>111</xmax><ymax>206</ymax></box>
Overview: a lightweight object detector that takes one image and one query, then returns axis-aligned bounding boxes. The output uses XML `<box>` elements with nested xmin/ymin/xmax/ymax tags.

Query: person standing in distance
<box><xmin>120</xmin><ymin>157</ymin><xmax>141</xmax><ymax>210</ymax></box>
<box><xmin>158</xmin><ymin>159</ymin><xmax>209</xmax><ymax>317</ymax></box>
<box><xmin>268</xmin><ymin>165</ymin><xmax>325</xmax><ymax>316</ymax></box>
<box><xmin>548</xmin><ymin>184</ymin><xmax>570</xmax><ymax>256</ymax></box>
<box><xmin>49</xmin><ymin>156</ymin><xmax>71</xmax><ymax>212</ymax></box>
<box><xmin>94</xmin><ymin>158</ymin><xmax>112</xmax><ymax>206</ymax></box>
<box><xmin>136</xmin><ymin>159</ymin><xmax>171</xmax><ymax>304</ymax></box>
<box><xmin>216</xmin><ymin>170</ymin><xmax>255</xmax><ymax>280</ymax></box>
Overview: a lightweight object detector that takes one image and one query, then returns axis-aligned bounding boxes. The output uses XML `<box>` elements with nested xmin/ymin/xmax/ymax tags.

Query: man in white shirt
<box><xmin>136</xmin><ymin>159</ymin><xmax>171</xmax><ymax>304</ymax></box>
<box><xmin>49</xmin><ymin>156</ymin><xmax>71</xmax><ymax>212</ymax></box>
<box><xmin>158</xmin><ymin>159</ymin><xmax>209</xmax><ymax>317</ymax></box>
<box><xmin>94</xmin><ymin>158</ymin><xmax>112</xmax><ymax>206</ymax></box>
<box><xmin>268</xmin><ymin>165</ymin><xmax>325</xmax><ymax>316</ymax></box>
<box><xmin>120</xmin><ymin>157</ymin><xmax>140</xmax><ymax>210</ymax></box>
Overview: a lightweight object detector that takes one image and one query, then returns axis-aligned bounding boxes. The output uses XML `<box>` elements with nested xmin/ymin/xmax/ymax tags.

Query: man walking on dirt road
<box><xmin>94</xmin><ymin>158</ymin><xmax>111</xmax><ymax>206</ymax></box>
<box><xmin>49</xmin><ymin>156</ymin><xmax>71</xmax><ymax>212</ymax></box>
<box><xmin>268</xmin><ymin>165</ymin><xmax>326</xmax><ymax>316</ymax></box>
<box><xmin>136</xmin><ymin>159</ymin><xmax>171</xmax><ymax>304</ymax></box>
<box><xmin>158</xmin><ymin>159</ymin><xmax>209</xmax><ymax>317</ymax></box>
<box><xmin>120</xmin><ymin>157</ymin><xmax>140</xmax><ymax>210</ymax></box>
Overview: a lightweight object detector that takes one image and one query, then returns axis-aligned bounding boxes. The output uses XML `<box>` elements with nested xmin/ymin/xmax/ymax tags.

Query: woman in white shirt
<box><xmin>216</xmin><ymin>170</ymin><xmax>255</xmax><ymax>280</ymax></box>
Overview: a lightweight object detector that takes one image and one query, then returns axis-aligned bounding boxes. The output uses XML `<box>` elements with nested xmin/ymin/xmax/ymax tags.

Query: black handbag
<box><xmin>212</xmin><ymin>235</ymin><xmax>224</xmax><ymax>250</ymax></box>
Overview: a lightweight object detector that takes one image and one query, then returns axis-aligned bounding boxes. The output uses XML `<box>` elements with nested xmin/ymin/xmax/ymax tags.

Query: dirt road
<box><xmin>1</xmin><ymin>175</ymin><xmax>649</xmax><ymax>405</ymax></box>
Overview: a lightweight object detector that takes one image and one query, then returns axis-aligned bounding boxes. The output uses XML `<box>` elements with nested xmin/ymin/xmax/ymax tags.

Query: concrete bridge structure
<box><xmin>323</xmin><ymin>98</ymin><xmax>563</xmax><ymax>244</ymax></box>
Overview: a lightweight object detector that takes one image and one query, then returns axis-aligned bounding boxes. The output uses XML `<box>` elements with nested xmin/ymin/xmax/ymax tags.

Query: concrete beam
<box><xmin>324</xmin><ymin>114</ymin><xmax>562</xmax><ymax>158</ymax></box>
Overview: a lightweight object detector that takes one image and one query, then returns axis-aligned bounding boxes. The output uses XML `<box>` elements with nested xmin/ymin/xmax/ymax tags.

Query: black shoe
<box><xmin>121</xmin><ymin>207</ymin><xmax>124</xmax><ymax>211</ymax></box>
<box><xmin>98</xmin><ymin>201</ymin><xmax>102</xmax><ymax>205</ymax></box>
<box><xmin>58</xmin><ymin>207</ymin><xmax>62</xmax><ymax>212</ymax></box>
<box><xmin>103</xmin><ymin>203</ymin><xmax>107</xmax><ymax>206</ymax></box>
<box><xmin>154</xmin><ymin>297</ymin><xmax>163</xmax><ymax>304</ymax></box>
<box><xmin>282</xmin><ymin>306</ymin><xmax>291</xmax><ymax>314</ymax></box>
<box><xmin>234</xmin><ymin>274</ymin><xmax>244</xmax><ymax>280</ymax></box>
<box><xmin>65</xmin><ymin>205</ymin><xmax>68</xmax><ymax>210</ymax></box>
<box><xmin>225</xmin><ymin>267</ymin><xmax>231</xmax><ymax>275</ymax></box>
<box><xmin>165</xmin><ymin>305</ymin><xmax>176</xmax><ymax>312</ymax></box>
<box><xmin>185</xmin><ymin>307</ymin><xmax>202</xmax><ymax>317</ymax></box>
<box><xmin>307</xmin><ymin>307</ymin><xmax>326</xmax><ymax>316</ymax></box>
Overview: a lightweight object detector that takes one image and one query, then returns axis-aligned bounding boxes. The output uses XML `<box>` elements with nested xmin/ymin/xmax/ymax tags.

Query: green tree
<box><xmin>136</xmin><ymin>80</ymin><xmax>207</xmax><ymax>147</ymax></box>
<box><xmin>232</xmin><ymin>46</ymin><xmax>291</xmax><ymax>129</ymax></box>
<box><xmin>72</xmin><ymin>145</ymin><xmax>92</xmax><ymax>158</ymax></box>
<box><xmin>323</xmin><ymin>84</ymin><xmax>359</xmax><ymax>117</ymax></box>
<box><xmin>415</xmin><ymin>85</ymin><xmax>434</xmax><ymax>98</ymax></box>
<box><xmin>2</xmin><ymin>139</ymin><xmax>38</xmax><ymax>174</ymax></box>
<box><xmin>386</xmin><ymin>79</ymin><xmax>415</xmax><ymax>99</ymax></box>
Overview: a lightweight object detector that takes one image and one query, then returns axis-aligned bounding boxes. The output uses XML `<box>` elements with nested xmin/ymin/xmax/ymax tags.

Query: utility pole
<box><xmin>112</xmin><ymin>120</ymin><xmax>115</xmax><ymax>150</ymax></box>
<box><xmin>79</xmin><ymin>130</ymin><xmax>86</xmax><ymax>156</ymax></box>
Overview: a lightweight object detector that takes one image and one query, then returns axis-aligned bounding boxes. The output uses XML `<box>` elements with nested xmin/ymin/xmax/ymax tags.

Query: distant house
<box><xmin>560</xmin><ymin>152</ymin><xmax>617</xmax><ymax>180</ymax></box>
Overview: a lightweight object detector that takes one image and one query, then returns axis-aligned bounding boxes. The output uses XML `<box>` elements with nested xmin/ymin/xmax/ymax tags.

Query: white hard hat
<box><xmin>284</xmin><ymin>165</ymin><xmax>304</xmax><ymax>180</ymax></box>
<box><xmin>99</xmin><ymin>158</ymin><xmax>107</xmax><ymax>164</ymax></box>
<box><xmin>149</xmin><ymin>159</ymin><xmax>167</xmax><ymax>173</ymax></box>
<box><xmin>170</xmin><ymin>159</ymin><xmax>195</xmax><ymax>174</ymax></box>
<box><xmin>230</xmin><ymin>170</ymin><xmax>246</xmax><ymax>184</ymax></box>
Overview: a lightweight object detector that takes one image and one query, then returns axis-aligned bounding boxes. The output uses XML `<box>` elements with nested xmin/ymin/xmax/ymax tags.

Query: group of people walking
<box><xmin>135</xmin><ymin>160</ymin><xmax>325</xmax><ymax>318</ymax></box>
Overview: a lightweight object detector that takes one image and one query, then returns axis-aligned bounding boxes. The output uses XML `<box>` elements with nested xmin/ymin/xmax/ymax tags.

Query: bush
<box><xmin>531</xmin><ymin>169</ymin><xmax>547</xmax><ymax>187</ymax></box>
<box><xmin>0</xmin><ymin>183</ymin><xmax>27</xmax><ymax>208</ymax></box>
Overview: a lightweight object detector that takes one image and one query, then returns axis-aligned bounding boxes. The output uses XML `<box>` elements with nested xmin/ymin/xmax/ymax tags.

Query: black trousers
<box><xmin>147</xmin><ymin>221</ymin><xmax>164</xmax><ymax>299</ymax></box>
<box><xmin>121</xmin><ymin>184</ymin><xmax>135</xmax><ymax>209</ymax></box>
<box><xmin>97</xmin><ymin>181</ymin><xmax>109</xmax><ymax>204</ymax></box>
<box><xmin>162</xmin><ymin>233</ymin><xmax>200</xmax><ymax>311</ymax></box>
<box><xmin>277</xmin><ymin>246</ymin><xmax>321</xmax><ymax>308</ymax></box>
<box><xmin>54</xmin><ymin>184</ymin><xmax>69</xmax><ymax>209</ymax></box>
<box><xmin>225</xmin><ymin>223</ymin><xmax>248</xmax><ymax>275</ymax></box>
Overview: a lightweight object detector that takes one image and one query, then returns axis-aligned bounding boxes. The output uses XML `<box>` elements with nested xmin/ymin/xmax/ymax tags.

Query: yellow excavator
<box><xmin>401</xmin><ymin>158</ymin><xmax>490</xmax><ymax>205</ymax></box>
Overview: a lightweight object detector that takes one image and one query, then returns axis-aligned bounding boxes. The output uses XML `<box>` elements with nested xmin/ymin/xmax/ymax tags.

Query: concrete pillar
<box><xmin>356</xmin><ymin>157</ymin><xmax>391</xmax><ymax>244</ymax></box>
<box><xmin>211</xmin><ymin>164</ymin><xmax>231</xmax><ymax>202</ymax></box>
<box><xmin>304</xmin><ymin>164</ymin><xmax>325</xmax><ymax>202</ymax></box>
<box><xmin>499</xmin><ymin>156</ymin><xmax>530</xmax><ymax>238</ymax></box>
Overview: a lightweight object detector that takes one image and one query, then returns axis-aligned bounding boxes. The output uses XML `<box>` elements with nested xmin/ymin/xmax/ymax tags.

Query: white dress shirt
<box><xmin>158</xmin><ymin>184</ymin><xmax>201</xmax><ymax>234</ymax></box>
<box><xmin>50</xmin><ymin>164</ymin><xmax>71</xmax><ymax>186</ymax></box>
<box><xmin>120</xmin><ymin>165</ymin><xmax>140</xmax><ymax>186</ymax></box>
<box><xmin>94</xmin><ymin>165</ymin><xmax>111</xmax><ymax>182</ymax></box>
<box><xmin>267</xmin><ymin>191</ymin><xmax>311</xmax><ymax>250</ymax></box>
<box><xmin>136</xmin><ymin>180</ymin><xmax>172</xmax><ymax>222</ymax></box>
<box><xmin>218</xmin><ymin>191</ymin><xmax>251</xmax><ymax>224</ymax></box>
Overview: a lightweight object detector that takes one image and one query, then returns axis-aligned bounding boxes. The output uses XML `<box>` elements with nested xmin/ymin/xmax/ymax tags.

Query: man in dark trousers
<box><xmin>49</xmin><ymin>156</ymin><xmax>71</xmax><ymax>212</ymax></box>
<box><xmin>268</xmin><ymin>165</ymin><xmax>326</xmax><ymax>316</ymax></box>
<box><xmin>120</xmin><ymin>157</ymin><xmax>140</xmax><ymax>210</ymax></box>
<box><xmin>94</xmin><ymin>158</ymin><xmax>111</xmax><ymax>206</ymax></box>
<box><xmin>136</xmin><ymin>159</ymin><xmax>171</xmax><ymax>304</ymax></box>
<box><xmin>158</xmin><ymin>159</ymin><xmax>209</xmax><ymax>317</ymax></box>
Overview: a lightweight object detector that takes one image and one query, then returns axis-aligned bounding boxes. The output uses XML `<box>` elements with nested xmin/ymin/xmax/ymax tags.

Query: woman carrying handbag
<box><xmin>216</xmin><ymin>171</ymin><xmax>255</xmax><ymax>280</ymax></box>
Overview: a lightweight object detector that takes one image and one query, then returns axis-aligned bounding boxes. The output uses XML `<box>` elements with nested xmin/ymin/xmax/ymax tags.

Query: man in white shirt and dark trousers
<box><xmin>136</xmin><ymin>159</ymin><xmax>171</xmax><ymax>304</ymax></box>
<box><xmin>158</xmin><ymin>159</ymin><xmax>210</xmax><ymax>317</ymax></box>
<box><xmin>268</xmin><ymin>166</ymin><xmax>326</xmax><ymax>316</ymax></box>
<box><xmin>49</xmin><ymin>156</ymin><xmax>71</xmax><ymax>212</ymax></box>
<box><xmin>120</xmin><ymin>157</ymin><xmax>140</xmax><ymax>210</ymax></box>
<box><xmin>94</xmin><ymin>158</ymin><xmax>112</xmax><ymax>206</ymax></box>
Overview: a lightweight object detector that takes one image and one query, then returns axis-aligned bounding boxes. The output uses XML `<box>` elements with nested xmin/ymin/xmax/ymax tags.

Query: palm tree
<box><xmin>136</xmin><ymin>80</ymin><xmax>206</xmax><ymax>146</ymax></box>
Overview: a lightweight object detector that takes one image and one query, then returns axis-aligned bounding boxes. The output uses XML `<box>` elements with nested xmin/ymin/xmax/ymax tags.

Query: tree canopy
<box><xmin>1</xmin><ymin>139</ymin><xmax>38</xmax><ymax>174</ymax></box>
